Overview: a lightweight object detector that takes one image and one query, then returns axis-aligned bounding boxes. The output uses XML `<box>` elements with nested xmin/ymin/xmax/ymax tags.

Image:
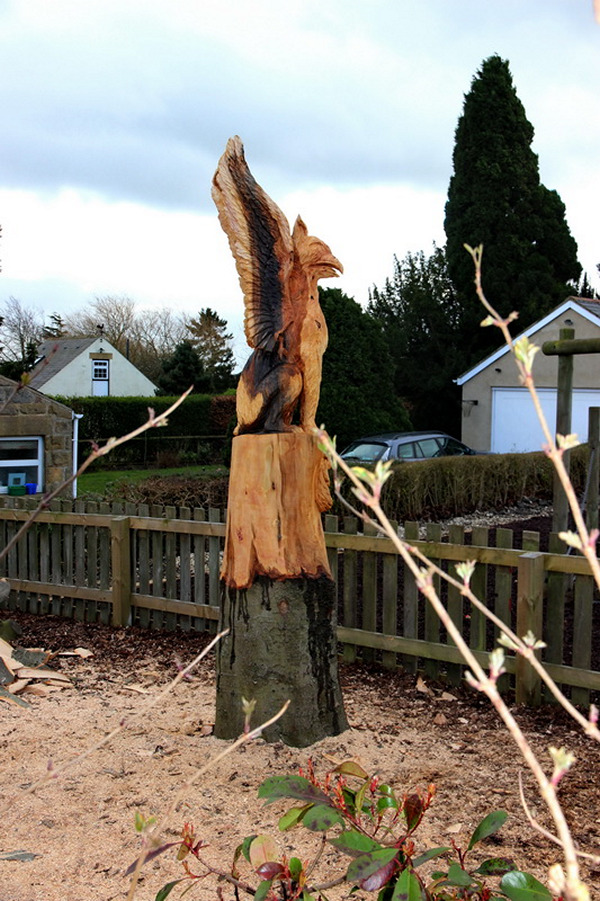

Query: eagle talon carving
<box><xmin>212</xmin><ymin>136</ymin><xmax>343</xmax><ymax>435</ymax></box>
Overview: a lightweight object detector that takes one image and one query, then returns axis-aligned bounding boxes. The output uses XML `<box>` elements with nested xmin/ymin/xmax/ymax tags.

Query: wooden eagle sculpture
<box><xmin>212</xmin><ymin>136</ymin><xmax>343</xmax><ymax>435</ymax></box>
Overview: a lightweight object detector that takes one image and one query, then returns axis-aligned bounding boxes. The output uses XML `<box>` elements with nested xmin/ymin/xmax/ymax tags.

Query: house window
<box><xmin>92</xmin><ymin>358</ymin><xmax>109</xmax><ymax>396</ymax></box>
<box><xmin>0</xmin><ymin>437</ymin><xmax>44</xmax><ymax>493</ymax></box>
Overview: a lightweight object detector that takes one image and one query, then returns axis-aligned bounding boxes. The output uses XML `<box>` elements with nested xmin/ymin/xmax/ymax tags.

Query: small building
<box><xmin>29</xmin><ymin>337</ymin><xmax>157</xmax><ymax>397</ymax></box>
<box><xmin>456</xmin><ymin>297</ymin><xmax>600</xmax><ymax>453</ymax></box>
<box><xmin>0</xmin><ymin>377</ymin><xmax>78</xmax><ymax>497</ymax></box>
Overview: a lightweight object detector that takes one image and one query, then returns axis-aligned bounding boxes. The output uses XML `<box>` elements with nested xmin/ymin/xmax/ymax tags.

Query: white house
<box><xmin>456</xmin><ymin>297</ymin><xmax>600</xmax><ymax>453</ymax></box>
<box><xmin>29</xmin><ymin>337</ymin><xmax>157</xmax><ymax>397</ymax></box>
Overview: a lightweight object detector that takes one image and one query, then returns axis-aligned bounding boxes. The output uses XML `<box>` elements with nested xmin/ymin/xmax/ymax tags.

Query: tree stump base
<box><xmin>215</xmin><ymin>576</ymin><xmax>348</xmax><ymax>746</ymax></box>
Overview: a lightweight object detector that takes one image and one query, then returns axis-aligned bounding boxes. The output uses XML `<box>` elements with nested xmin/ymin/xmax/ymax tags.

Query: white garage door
<box><xmin>491</xmin><ymin>387</ymin><xmax>600</xmax><ymax>453</ymax></box>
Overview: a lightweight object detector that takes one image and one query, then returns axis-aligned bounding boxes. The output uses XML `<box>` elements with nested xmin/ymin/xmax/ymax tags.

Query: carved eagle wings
<box><xmin>211</xmin><ymin>136</ymin><xmax>295</xmax><ymax>354</ymax></box>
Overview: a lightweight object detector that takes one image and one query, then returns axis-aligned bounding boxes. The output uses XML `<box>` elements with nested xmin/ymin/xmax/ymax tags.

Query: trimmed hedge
<box><xmin>90</xmin><ymin>446</ymin><xmax>590</xmax><ymax>522</ymax></box>
<box><xmin>105</xmin><ymin>473</ymin><xmax>231</xmax><ymax>509</ymax></box>
<box><xmin>53</xmin><ymin>394</ymin><xmax>213</xmax><ymax>439</ymax></box>
<box><xmin>52</xmin><ymin>394</ymin><xmax>237</xmax><ymax>468</ymax></box>
<box><xmin>373</xmin><ymin>446</ymin><xmax>589</xmax><ymax>522</ymax></box>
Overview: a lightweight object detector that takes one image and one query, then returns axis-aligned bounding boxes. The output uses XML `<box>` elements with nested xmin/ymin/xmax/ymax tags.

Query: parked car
<box><xmin>340</xmin><ymin>431</ymin><xmax>485</xmax><ymax>465</ymax></box>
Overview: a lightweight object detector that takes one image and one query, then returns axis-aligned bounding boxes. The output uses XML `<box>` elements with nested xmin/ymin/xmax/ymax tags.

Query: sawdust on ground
<box><xmin>0</xmin><ymin>610</ymin><xmax>598</xmax><ymax>901</ymax></box>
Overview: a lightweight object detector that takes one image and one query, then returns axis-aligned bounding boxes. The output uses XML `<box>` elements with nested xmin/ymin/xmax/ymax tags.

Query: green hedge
<box><xmin>52</xmin><ymin>394</ymin><xmax>214</xmax><ymax>439</ymax></box>
<box><xmin>84</xmin><ymin>445</ymin><xmax>590</xmax><ymax>521</ymax></box>
<box><xmin>52</xmin><ymin>394</ymin><xmax>237</xmax><ymax>468</ymax></box>
<box><xmin>372</xmin><ymin>446</ymin><xmax>589</xmax><ymax>522</ymax></box>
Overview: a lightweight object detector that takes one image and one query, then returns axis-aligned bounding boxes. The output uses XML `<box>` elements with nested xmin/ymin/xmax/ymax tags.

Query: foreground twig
<box><xmin>0</xmin><ymin>627</ymin><xmax>226</xmax><ymax>816</ymax></box>
<box><xmin>125</xmin><ymin>699</ymin><xmax>291</xmax><ymax>900</ymax></box>
<box><xmin>318</xmin><ymin>428</ymin><xmax>591</xmax><ymax>901</ymax></box>
<box><xmin>384</xmin><ymin>517</ymin><xmax>600</xmax><ymax>743</ymax></box>
<box><xmin>518</xmin><ymin>773</ymin><xmax>600</xmax><ymax>865</ymax></box>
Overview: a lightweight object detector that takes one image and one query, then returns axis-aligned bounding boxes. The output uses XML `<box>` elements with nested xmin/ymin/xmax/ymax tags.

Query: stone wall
<box><xmin>0</xmin><ymin>377</ymin><xmax>74</xmax><ymax>495</ymax></box>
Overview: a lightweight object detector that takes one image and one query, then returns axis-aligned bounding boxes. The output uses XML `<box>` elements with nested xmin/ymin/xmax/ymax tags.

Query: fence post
<box><xmin>515</xmin><ymin>551</ymin><xmax>545</xmax><ymax>706</ymax></box>
<box><xmin>586</xmin><ymin>407</ymin><xmax>599</xmax><ymax>533</ymax></box>
<box><xmin>111</xmin><ymin>516</ymin><xmax>131</xmax><ymax>627</ymax></box>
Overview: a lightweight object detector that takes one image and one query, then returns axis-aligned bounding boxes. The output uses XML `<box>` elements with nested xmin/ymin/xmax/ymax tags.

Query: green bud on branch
<box><xmin>556</xmin><ymin>433</ymin><xmax>580</xmax><ymax>451</ymax></box>
<box><xmin>521</xmin><ymin>631</ymin><xmax>546</xmax><ymax>651</ymax></box>
<box><xmin>242</xmin><ymin>696</ymin><xmax>257</xmax><ymax>734</ymax></box>
<box><xmin>455</xmin><ymin>560</ymin><xmax>476</xmax><ymax>587</ymax></box>
<box><xmin>497</xmin><ymin>634</ymin><xmax>519</xmax><ymax>652</ymax></box>
<box><xmin>513</xmin><ymin>336</ymin><xmax>539</xmax><ymax>375</ymax></box>
<box><xmin>558</xmin><ymin>530</ymin><xmax>583</xmax><ymax>551</ymax></box>
<box><xmin>549</xmin><ymin>746</ymin><xmax>575</xmax><ymax>787</ymax></box>
<box><xmin>489</xmin><ymin>648</ymin><xmax>506</xmax><ymax>682</ymax></box>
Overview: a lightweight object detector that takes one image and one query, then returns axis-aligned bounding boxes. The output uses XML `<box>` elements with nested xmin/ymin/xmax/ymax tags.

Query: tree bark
<box><xmin>215</xmin><ymin>576</ymin><xmax>348</xmax><ymax>746</ymax></box>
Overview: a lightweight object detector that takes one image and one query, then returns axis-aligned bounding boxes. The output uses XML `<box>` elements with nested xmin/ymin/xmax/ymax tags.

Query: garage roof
<box><xmin>455</xmin><ymin>297</ymin><xmax>600</xmax><ymax>387</ymax></box>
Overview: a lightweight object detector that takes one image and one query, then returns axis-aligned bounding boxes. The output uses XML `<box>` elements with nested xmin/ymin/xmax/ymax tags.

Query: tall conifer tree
<box><xmin>185</xmin><ymin>308</ymin><xmax>235</xmax><ymax>392</ymax></box>
<box><xmin>444</xmin><ymin>55</ymin><xmax>580</xmax><ymax>366</ymax></box>
<box><xmin>368</xmin><ymin>246</ymin><xmax>462</xmax><ymax>434</ymax></box>
<box><xmin>318</xmin><ymin>287</ymin><xmax>411</xmax><ymax>448</ymax></box>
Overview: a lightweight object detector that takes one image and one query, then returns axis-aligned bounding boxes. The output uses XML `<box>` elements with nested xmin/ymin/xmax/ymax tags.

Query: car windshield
<box><xmin>342</xmin><ymin>442</ymin><xmax>388</xmax><ymax>462</ymax></box>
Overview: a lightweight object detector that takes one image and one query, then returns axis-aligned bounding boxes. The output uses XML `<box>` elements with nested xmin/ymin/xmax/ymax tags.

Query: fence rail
<box><xmin>0</xmin><ymin>498</ymin><xmax>598</xmax><ymax>706</ymax></box>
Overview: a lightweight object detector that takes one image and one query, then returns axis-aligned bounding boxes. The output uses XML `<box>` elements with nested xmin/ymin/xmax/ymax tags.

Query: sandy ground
<box><xmin>0</xmin><ymin>611</ymin><xmax>599</xmax><ymax>901</ymax></box>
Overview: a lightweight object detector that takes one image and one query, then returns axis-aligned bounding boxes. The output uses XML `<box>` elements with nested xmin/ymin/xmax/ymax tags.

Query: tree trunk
<box><xmin>215</xmin><ymin>576</ymin><xmax>348</xmax><ymax>746</ymax></box>
<box><xmin>216</xmin><ymin>430</ymin><xmax>347</xmax><ymax>746</ymax></box>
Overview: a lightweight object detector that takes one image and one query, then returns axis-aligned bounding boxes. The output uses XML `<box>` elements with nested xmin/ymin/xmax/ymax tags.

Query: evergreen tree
<box><xmin>43</xmin><ymin>313</ymin><xmax>66</xmax><ymax>339</ymax></box>
<box><xmin>318</xmin><ymin>287</ymin><xmax>411</xmax><ymax>449</ymax></box>
<box><xmin>186</xmin><ymin>307</ymin><xmax>235</xmax><ymax>392</ymax></box>
<box><xmin>444</xmin><ymin>55</ymin><xmax>581</xmax><ymax>366</ymax></box>
<box><xmin>156</xmin><ymin>341</ymin><xmax>210</xmax><ymax>395</ymax></box>
<box><xmin>368</xmin><ymin>246</ymin><xmax>462</xmax><ymax>435</ymax></box>
<box><xmin>577</xmin><ymin>271</ymin><xmax>599</xmax><ymax>299</ymax></box>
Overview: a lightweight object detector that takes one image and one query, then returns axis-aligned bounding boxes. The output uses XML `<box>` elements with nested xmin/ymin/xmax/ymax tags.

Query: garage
<box><xmin>457</xmin><ymin>297</ymin><xmax>600</xmax><ymax>453</ymax></box>
<box><xmin>490</xmin><ymin>387</ymin><xmax>600</xmax><ymax>453</ymax></box>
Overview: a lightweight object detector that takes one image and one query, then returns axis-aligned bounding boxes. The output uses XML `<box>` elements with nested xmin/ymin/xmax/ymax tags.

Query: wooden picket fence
<box><xmin>0</xmin><ymin>498</ymin><xmax>598</xmax><ymax>706</ymax></box>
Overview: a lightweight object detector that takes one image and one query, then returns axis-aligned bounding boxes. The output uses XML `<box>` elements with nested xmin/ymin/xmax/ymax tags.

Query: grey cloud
<box><xmin>1</xmin><ymin>0</ymin><xmax>597</xmax><ymax>218</ymax></box>
<box><xmin>0</xmin><ymin>10</ymin><xmax>459</xmax><ymax>212</ymax></box>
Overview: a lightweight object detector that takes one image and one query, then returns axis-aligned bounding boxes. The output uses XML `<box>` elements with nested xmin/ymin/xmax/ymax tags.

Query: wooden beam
<box><xmin>542</xmin><ymin>337</ymin><xmax>600</xmax><ymax>356</ymax></box>
<box><xmin>5</xmin><ymin>578</ymin><xmax>112</xmax><ymax>602</ymax></box>
<box><xmin>133</xmin><ymin>594</ymin><xmax>219</xmax><ymax>620</ymax></box>
<box><xmin>337</xmin><ymin>626</ymin><xmax>600</xmax><ymax>691</ymax></box>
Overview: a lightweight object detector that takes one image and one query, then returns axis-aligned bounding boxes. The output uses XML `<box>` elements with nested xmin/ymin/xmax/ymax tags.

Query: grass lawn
<box><xmin>77</xmin><ymin>464</ymin><xmax>228</xmax><ymax>497</ymax></box>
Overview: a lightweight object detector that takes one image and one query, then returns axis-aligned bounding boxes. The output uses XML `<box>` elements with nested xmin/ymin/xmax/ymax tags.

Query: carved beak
<box><xmin>314</xmin><ymin>254</ymin><xmax>344</xmax><ymax>279</ymax></box>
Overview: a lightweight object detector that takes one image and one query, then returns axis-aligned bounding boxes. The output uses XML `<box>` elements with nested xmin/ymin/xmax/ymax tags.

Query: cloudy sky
<box><xmin>1</xmin><ymin>0</ymin><xmax>599</xmax><ymax>364</ymax></box>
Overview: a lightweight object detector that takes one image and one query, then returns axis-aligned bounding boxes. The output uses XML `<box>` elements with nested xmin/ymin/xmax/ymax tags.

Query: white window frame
<box><xmin>92</xmin><ymin>359</ymin><xmax>109</xmax><ymax>380</ymax></box>
<box><xmin>0</xmin><ymin>437</ymin><xmax>44</xmax><ymax>493</ymax></box>
<box><xmin>91</xmin><ymin>357</ymin><xmax>110</xmax><ymax>396</ymax></box>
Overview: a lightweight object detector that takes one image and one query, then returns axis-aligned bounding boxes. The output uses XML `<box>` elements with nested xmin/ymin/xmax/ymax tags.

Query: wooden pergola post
<box><xmin>551</xmin><ymin>328</ymin><xmax>573</xmax><ymax>534</ymax></box>
<box><xmin>586</xmin><ymin>407</ymin><xmax>599</xmax><ymax>533</ymax></box>
<box><xmin>542</xmin><ymin>330</ymin><xmax>600</xmax><ymax>534</ymax></box>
